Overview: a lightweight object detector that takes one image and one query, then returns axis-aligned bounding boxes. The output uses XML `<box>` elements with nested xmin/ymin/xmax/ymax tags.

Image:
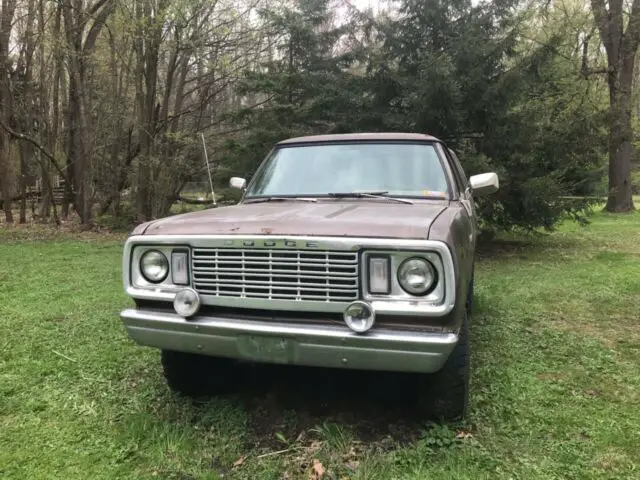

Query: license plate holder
<box><xmin>237</xmin><ymin>335</ymin><xmax>297</xmax><ymax>364</ymax></box>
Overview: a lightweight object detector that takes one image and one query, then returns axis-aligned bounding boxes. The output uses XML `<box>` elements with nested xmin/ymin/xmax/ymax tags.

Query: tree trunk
<box><xmin>39</xmin><ymin>162</ymin><xmax>52</xmax><ymax>219</ymax></box>
<box><xmin>0</xmin><ymin>0</ymin><xmax>17</xmax><ymax>223</ymax></box>
<box><xmin>38</xmin><ymin>0</ymin><xmax>51</xmax><ymax>219</ymax></box>
<box><xmin>61</xmin><ymin>0</ymin><xmax>114</xmax><ymax>226</ymax></box>
<box><xmin>51</xmin><ymin>1</ymin><xmax>66</xmax><ymax>219</ymax></box>
<box><xmin>605</xmin><ymin>41</ymin><xmax>636</xmax><ymax>211</ymax></box>
<box><xmin>0</xmin><ymin>133</ymin><xmax>12</xmax><ymax>223</ymax></box>
<box><xmin>19</xmin><ymin>146</ymin><xmax>27</xmax><ymax>223</ymax></box>
<box><xmin>591</xmin><ymin>0</ymin><xmax>638</xmax><ymax>212</ymax></box>
<box><xmin>134</xmin><ymin>0</ymin><xmax>166</xmax><ymax>222</ymax></box>
<box><xmin>18</xmin><ymin>0</ymin><xmax>37</xmax><ymax>224</ymax></box>
<box><xmin>62</xmin><ymin>0</ymin><xmax>89</xmax><ymax>224</ymax></box>
<box><xmin>606</xmin><ymin>104</ymin><xmax>635</xmax><ymax>212</ymax></box>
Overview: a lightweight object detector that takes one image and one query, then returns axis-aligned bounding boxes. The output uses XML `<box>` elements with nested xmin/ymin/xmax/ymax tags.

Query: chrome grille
<box><xmin>191</xmin><ymin>248</ymin><xmax>359</xmax><ymax>302</ymax></box>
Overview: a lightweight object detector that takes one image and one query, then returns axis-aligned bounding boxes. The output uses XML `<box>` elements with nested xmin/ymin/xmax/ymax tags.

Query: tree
<box><xmin>589</xmin><ymin>0</ymin><xmax>639</xmax><ymax>212</ymax></box>
<box><xmin>61</xmin><ymin>0</ymin><xmax>115</xmax><ymax>226</ymax></box>
<box><xmin>0</xmin><ymin>0</ymin><xmax>17</xmax><ymax>223</ymax></box>
<box><xmin>0</xmin><ymin>0</ymin><xmax>615</xmax><ymax>232</ymax></box>
<box><xmin>229</xmin><ymin>0</ymin><xmax>605</xmax><ymax>233</ymax></box>
<box><xmin>224</xmin><ymin>0</ymin><xmax>364</xmax><ymax>175</ymax></box>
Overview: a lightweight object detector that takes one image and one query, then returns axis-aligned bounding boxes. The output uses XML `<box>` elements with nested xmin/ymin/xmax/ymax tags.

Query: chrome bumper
<box><xmin>120</xmin><ymin>308</ymin><xmax>458</xmax><ymax>374</ymax></box>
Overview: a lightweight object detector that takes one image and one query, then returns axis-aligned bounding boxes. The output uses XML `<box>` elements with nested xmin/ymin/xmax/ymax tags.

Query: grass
<box><xmin>1</xmin><ymin>202</ymin><xmax>639</xmax><ymax>479</ymax></box>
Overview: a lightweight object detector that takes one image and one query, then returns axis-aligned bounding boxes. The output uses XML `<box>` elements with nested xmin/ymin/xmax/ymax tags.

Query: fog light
<box><xmin>173</xmin><ymin>288</ymin><xmax>201</xmax><ymax>318</ymax></box>
<box><xmin>343</xmin><ymin>301</ymin><xmax>375</xmax><ymax>333</ymax></box>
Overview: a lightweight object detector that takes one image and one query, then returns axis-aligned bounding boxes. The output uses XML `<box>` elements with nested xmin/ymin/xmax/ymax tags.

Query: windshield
<box><xmin>244</xmin><ymin>142</ymin><xmax>450</xmax><ymax>199</ymax></box>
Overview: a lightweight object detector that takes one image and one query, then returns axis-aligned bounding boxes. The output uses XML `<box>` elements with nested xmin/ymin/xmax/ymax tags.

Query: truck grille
<box><xmin>191</xmin><ymin>248</ymin><xmax>359</xmax><ymax>302</ymax></box>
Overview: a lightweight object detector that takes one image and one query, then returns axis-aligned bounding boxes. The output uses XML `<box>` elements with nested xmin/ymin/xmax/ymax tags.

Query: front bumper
<box><xmin>121</xmin><ymin>308</ymin><xmax>458</xmax><ymax>374</ymax></box>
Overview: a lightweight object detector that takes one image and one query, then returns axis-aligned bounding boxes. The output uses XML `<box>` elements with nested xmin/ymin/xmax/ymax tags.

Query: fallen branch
<box><xmin>52</xmin><ymin>350</ymin><xmax>77</xmax><ymax>363</ymax></box>
<box><xmin>256</xmin><ymin>447</ymin><xmax>302</xmax><ymax>459</ymax></box>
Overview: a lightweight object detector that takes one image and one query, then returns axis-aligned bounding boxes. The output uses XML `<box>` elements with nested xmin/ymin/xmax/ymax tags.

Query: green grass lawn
<box><xmin>1</xmin><ymin>205</ymin><xmax>639</xmax><ymax>480</ymax></box>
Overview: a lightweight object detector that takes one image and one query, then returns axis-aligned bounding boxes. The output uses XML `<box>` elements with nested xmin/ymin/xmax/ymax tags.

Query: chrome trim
<box><xmin>369</xmin><ymin>300</ymin><xmax>453</xmax><ymax>316</ymax></box>
<box><xmin>121</xmin><ymin>308</ymin><xmax>458</xmax><ymax>373</ymax></box>
<box><xmin>128</xmin><ymin>244</ymin><xmax>190</xmax><ymax>290</ymax></box>
<box><xmin>123</xmin><ymin>235</ymin><xmax>457</xmax><ymax>316</ymax></box>
<box><xmin>196</xmin><ymin>295</ymin><xmax>352</xmax><ymax>313</ymax></box>
<box><xmin>362</xmin><ymin>250</ymin><xmax>445</xmax><ymax>303</ymax></box>
<box><xmin>191</xmin><ymin>248</ymin><xmax>359</xmax><ymax>302</ymax></box>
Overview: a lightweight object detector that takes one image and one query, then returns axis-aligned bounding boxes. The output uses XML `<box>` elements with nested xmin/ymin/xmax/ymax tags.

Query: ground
<box><xmin>1</xmin><ymin>203</ymin><xmax>639</xmax><ymax>480</ymax></box>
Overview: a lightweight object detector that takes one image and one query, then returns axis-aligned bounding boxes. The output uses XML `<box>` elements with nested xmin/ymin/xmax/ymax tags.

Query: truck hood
<box><xmin>140</xmin><ymin>200</ymin><xmax>449</xmax><ymax>239</ymax></box>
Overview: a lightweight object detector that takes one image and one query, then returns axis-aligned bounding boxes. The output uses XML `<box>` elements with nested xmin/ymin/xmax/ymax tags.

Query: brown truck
<box><xmin>120</xmin><ymin>133</ymin><xmax>499</xmax><ymax>420</ymax></box>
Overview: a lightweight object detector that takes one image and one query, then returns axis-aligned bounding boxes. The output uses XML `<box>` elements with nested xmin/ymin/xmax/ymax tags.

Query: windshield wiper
<box><xmin>244</xmin><ymin>196</ymin><xmax>318</xmax><ymax>204</ymax></box>
<box><xmin>327</xmin><ymin>191</ymin><xmax>414</xmax><ymax>205</ymax></box>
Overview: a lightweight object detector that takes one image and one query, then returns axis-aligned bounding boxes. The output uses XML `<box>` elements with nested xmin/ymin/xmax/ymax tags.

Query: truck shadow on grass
<box><xmin>182</xmin><ymin>299</ymin><xmax>498</xmax><ymax>453</ymax></box>
<box><xmin>229</xmin><ymin>363</ymin><xmax>429</xmax><ymax>450</ymax></box>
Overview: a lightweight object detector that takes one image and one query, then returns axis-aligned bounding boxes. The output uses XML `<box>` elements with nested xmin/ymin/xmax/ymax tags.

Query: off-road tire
<box><xmin>466</xmin><ymin>270</ymin><xmax>475</xmax><ymax>314</ymax></box>
<box><xmin>421</xmin><ymin>308</ymin><xmax>470</xmax><ymax>421</ymax></box>
<box><xmin>161</xmin><ymin>350</ymin><xmax>236</xmax><ymax>397</ymax></box>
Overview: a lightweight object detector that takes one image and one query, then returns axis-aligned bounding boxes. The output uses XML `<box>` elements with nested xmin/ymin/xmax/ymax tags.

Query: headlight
<box><xmin>174</xmin><ymin>288</ymin><xmax>200</xmax><ymax>317</ymax></box>
<box><xmin>140</xmin><ymin>250</ymin><xmax>169</xmax><ymax>283</ymax></box>
<box><xmin>397</xmin><ymin>257</ymin><xmax>437</xmax><ymax>295</ymax></box>
<box><xmin>343</xmin><ymin>301</ymin><xmax>376</xmax><ymax>333</ymax></box>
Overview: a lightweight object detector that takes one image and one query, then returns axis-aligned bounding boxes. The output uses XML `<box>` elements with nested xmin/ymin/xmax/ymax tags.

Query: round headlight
<box><xmin>343</xmin><ymin>301</ymin><xmax>376</xmax><ymax>333</ymax></box>
<box><xmin>397</xmin><ymin>257</ymin><xmax>437</xmax><ymax>295</ymax></box>
<box><xmin>174</xmin><ymin>288</ymin><xmax>201</xmax><ymax>318</ymax></box>
<box><xmin>140</xmin><ymin>250</ymin><xmax>169</xmax><ymax>283</ymax></box>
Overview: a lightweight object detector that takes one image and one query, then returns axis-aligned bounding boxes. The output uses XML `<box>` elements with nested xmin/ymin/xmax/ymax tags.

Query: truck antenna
<box><xmin>200</xmin><ymin>133</ymin><xmax>217</xmax><ymax>207</ymax></box>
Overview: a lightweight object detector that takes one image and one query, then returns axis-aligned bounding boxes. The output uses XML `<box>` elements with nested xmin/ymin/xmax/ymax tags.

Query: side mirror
<box><xmin>229</xmin><ymin>177</ymin><xmax>247</xmax><ymax>191</ymax></box>
<box><xmin>470</xmin><ymin>172</ymin><xmax>499</xmax><ymax>197</ymax></box>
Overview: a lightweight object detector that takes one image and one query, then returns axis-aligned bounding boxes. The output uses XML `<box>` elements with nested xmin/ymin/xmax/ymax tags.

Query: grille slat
<box><xmin>191</xmin><ymin>247</ymin><xmax>359</xmax><ymax>302</ymax></box>
<box><xmin>192</xmin><ymin>268</ymin><xmax>357</xmax><ymax>277</ymax></box>
<box><xmin>193</xmin><ymin>279</ymin><xmax>357</xmax><ymax>290</ymax></box>
<box><xmin>193</xmin><ymin>256</ymin><xmax>357</xmax><ymax>265</ymax></box>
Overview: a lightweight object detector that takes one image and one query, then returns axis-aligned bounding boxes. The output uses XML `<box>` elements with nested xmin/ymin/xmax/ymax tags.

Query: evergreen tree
<box><xmin>226</xmin><ymin>0</ymin><xmax>607</xmax><ymax>234</ymax></box>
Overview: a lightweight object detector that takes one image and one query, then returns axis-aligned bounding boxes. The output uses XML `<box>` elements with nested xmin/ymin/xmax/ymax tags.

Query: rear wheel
<box><xmin>161</xmin><ymin>350</ymin><xmax>236</xmax><ymax>397</ymax></box>
<box><xmin>421</xmin><ymin>308</ymin><xmax>470</xmax><ymax>421</ymax></box>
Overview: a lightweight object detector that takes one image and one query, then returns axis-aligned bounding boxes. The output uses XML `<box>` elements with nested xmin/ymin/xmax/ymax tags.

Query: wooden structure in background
<box><xmin>1</xmin><ymin>175</ymin><xmax>66</xmax><ymax>208</ymax></box>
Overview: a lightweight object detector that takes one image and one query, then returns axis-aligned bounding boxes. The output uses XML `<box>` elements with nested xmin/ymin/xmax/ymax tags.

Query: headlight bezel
<box><xmin>362</xmin><ymin>250</ymin><xmax>446</xmax><ymax>304</ymax></box>
<box><xmin>130</xmin><ymin>245</ymin><xmax>191</xmax><ymax>289</ymax></box>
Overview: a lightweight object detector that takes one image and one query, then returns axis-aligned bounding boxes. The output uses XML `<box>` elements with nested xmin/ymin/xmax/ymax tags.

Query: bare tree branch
<box><xmin>581</xmin><ymin>27</ymin><xmax>610</xmax><ymax>77</ymax></box>
<box><xmin>83</xmin><ymin>0</ymin><xmax>114</xmax><ymax>54</ymax></box>
<box><xmin>0</xmin><ymin>117</ymin><xmax>68</xmax><ymax>182</ymax></box>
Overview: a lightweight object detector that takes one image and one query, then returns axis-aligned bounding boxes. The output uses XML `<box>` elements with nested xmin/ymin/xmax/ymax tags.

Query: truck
<box><xmin>120</xmin><ymin>132</ymin><xmax>499</xmax><ymax>420</ymax></box>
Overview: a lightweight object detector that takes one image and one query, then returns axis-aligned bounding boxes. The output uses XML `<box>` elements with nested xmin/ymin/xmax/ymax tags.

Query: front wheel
<box><xmin>420</xmin><ymin>309</ymin><xmax>470</xmax><ymax>421</ymax></box>
<box><xmin>161</xmin><ymin>350</ymin><xmax>236</xmax><ymax>397</ymax></box>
